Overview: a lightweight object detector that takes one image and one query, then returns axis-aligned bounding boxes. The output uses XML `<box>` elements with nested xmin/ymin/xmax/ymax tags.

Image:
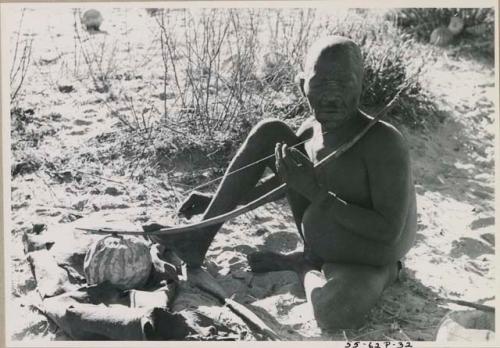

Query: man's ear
<box><xmin>295</xmin><ymin>71</ymin><xmax>305</xmax><ymax>96</ymax></box>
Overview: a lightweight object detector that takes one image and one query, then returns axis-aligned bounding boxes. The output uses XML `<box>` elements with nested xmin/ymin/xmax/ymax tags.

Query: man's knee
<box><xmin>311</xmin><ymin>288</ymin><xmax>368</xmax><ymax>329</ymax></box>
<box><xmin>245</xmin><ymin>119</ymin><xmax>295</xmax><ymax>149</ymax></box>
<box><xmin>310</xmin><ymin>273</ymin><xmax>382</xmax><ymax>330</ymax></box>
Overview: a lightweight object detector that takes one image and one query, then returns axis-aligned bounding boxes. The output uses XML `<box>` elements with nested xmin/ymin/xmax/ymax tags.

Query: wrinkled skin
<box><xmin>169</xmin><ymin>36</ymin><xmax>417</xmax><ymax>330</ymax></box>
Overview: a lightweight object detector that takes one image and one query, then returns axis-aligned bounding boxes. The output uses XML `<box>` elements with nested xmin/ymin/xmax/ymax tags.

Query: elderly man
<box><xmin>167</xmin><ymin>36</ymin><xmax>417</xmax><ymax>330</ymax></box>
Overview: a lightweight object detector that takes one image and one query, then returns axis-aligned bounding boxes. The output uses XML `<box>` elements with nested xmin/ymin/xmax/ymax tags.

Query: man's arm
<box><xmin>313</xmin><ymin>125</ymin><xmax>412</xmax><ymax>244</ymax></box>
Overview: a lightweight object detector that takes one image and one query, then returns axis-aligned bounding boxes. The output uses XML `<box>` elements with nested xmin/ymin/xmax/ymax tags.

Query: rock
<box><xmin>58</xmin><ymin>85</ymin><xmax>75</xmax><ymax>93</ymax></box>
<box><xmin>74</xmin><ymin>119</ymin><xmax>93</xmax><ymax>126</ymax></box>
<box><xmin>54</xmin><ymin>171</ymin><xmax>74</xmax><ymax>183</ymax></box>
<box><xmin>105</xmin><ymin>186</ymin><xmax>122</xmax><ymax>196</ymax></box>
<box><xmin>89</xmin><ymin>188</ymin><xmax>101</xmax><ymax>195</ymax></box>
<box><xmin>255</xmin><ymin>228</ymin><xmax>267</xmax><ymax>236</ymax></box>
<box><xmin>22</xmin><ymin>232</ymin><xmax>55</xmax><ymax>253</ymax></box>
<box><xmin>11</xmin><ymin>159</ymin><xmax>41</xmax><ymax>177</ymax></box>
<box><xmin>33</xmin><ymin>224</ymin><xmax>47</xmax><ymax>234</ymax></box>
<box><xmin>156</xmin><ymin>92</ymin><xmax>175</xmax><ymax>101</ymax></box>
<box><xmin>58</xmin><ymin>213</ymin><xmax>83</xmax><ymax>224</ymax></box>
<box><xmin>72</xmin><ymin>200</ymin><xmax>87</xmax><ymax>211</ymax></box>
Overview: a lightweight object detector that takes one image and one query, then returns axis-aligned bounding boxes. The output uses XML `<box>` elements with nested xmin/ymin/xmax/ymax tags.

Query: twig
<box><xmin>72</xmin><ymin>170</ymin><xmax>128</xmax><ymax>187</ymax></box>
<box><xmin>11</xmin><ymin>39</ymin><xmax>33</xmax><ymax>101</ymax></box>
<box><xmin>34</xmin><ymin>172</ymin><xmax>62</xmax><ymax>205</ymax></box>
<box><xmin>442</xmin><ymin>298</ymin><xmax>495</xmax><ymax>313</ymax></box>
<box><xmin>224</xmin><ymin>298</ymin><xmax>281</xmax><ymax>340</ymax></box>
<box><xmin>10</xmin><ymin>9</ymin><xmax>25</xmax><ymax>81</ymax></box>
<box><xmin>10</xmin><ymin>9</ymin><xmax>33</xmax><ymax>102</ymax></box>
<box><xmin>159</xmin><ymin>14</ymin><xmax>169</xmax><ymax>120</ymax></box>
<box><xmin>342</xmin><ymin>330</ymin><xmax>349</xmax><ymax>341</ymax></box>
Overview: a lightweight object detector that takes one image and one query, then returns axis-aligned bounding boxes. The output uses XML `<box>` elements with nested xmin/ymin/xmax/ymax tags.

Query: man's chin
<box><xmin>318</xmin><ymin>120</ymin><xmax>344</xmax><ymax>131</ymax></box>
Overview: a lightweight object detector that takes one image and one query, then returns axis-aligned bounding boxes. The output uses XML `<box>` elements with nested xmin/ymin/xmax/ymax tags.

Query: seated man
<box><xmin>165</xmin><ymin>36</ymin><xmax>417</xmax><ymax>330</ymax></box>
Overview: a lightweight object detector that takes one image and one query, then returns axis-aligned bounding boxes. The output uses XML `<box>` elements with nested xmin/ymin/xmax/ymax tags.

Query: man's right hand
<box><xmin>177</xmin><ymin>191</ymin><xmax>213</xmax><ymax>219</ymax></box>
<box><xmin>275</xmin><ymin>143</ymin><xmax>321</xmax><ymax>202</ymax></box>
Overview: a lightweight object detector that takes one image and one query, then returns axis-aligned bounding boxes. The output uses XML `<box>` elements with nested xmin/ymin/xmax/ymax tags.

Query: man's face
<box><xmin>302</xmin><ymin>46</ymin><xmax>362</xmax><ymax>131</ymax></box>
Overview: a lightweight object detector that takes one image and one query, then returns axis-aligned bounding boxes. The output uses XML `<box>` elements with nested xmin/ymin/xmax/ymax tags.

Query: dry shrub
<box><xmin>10</xmin><ymin>9</ymin><xmax>33</xmax><ymax>104</ymax></box>
<box><xmin>113</xmin><ymin>8</ymin><xmax>442</xmax><ymax>171</ymax></box>
<box><xmin>155</xmin><ymin>9</ymin><xmax>262</xmax><ymax>135</ymax></box>
<box><xmin>150</xmin><ymin>9</ymin><xmax>442</xmax><ymax>135</ymax></box>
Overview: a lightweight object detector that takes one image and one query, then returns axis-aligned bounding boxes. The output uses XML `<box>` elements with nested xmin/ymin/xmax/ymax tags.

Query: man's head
<box><xmin>298</xmin><ymin>36</ymin><xmax>364</xmax><ymax>130</ymax></box>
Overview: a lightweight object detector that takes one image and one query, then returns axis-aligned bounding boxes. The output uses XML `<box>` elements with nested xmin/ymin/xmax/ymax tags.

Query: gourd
<box><xmin>84</xmin><ymin>234</ymin><xmax>152</xmax><ymax>290</ymax></box>
<box><xmin>429</xmin><ymin>16</ymin><xmax>464</xmax><ymax>47</ymax></box>
<box><xmin>81</xmin><ymin>9</ymin><xmax>103</xmax><ymax>32</ymax></box>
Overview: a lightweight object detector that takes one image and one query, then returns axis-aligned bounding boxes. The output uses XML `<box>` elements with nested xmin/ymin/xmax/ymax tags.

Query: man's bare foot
<box><xmin>247</xmin><ymin>251</ymin><xmax>306</xmax><ymax>273</ymax></box>
<box><xmin>177</xmin><ymin>192</ymin><xmax>213</xmax><ymax>219</ymax></box>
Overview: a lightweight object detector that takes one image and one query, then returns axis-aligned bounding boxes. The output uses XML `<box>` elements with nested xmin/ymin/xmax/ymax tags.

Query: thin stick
<box><xmin>224</xmin><ymin>298</ymin><xmax>281</xmax><ymax>340</ymax></box>
<box><xmin>72</xmin><ymin>170</ymin><xmax>128</xmax><ymax>187</ymax></box>
<box><xmin>443</xmin><ymin>299</ymin><xmax>495</xmax><ymax>313</ymax></box>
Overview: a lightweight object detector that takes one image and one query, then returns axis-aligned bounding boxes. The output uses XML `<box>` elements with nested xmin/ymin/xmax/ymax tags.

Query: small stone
<box><xmin>32</xmin><ymin>224</ymin><xmax>47</xmax><ymax>234</ymax></box>
<box><xmin>105</xmin><ymin>186</ymin><xmax>122</xmax><ymax>196</ymax></box>
<box><xmin>255</xmin><ymin>228</ymin><xmax>266</xmax><ymax>236</ymax></box>
<box><xmin>49</xmin><ymin>112</ymin><xmax>62</xmax><ymax>121</ymax></box>
<box><xmin>58</xmin><ymin>85</ymin><xmax>74</xmax><ymax>93</ymax></box>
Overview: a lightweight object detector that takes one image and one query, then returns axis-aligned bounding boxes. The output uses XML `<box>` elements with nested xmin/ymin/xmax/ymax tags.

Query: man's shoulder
<box><xmin>363</xmin><ymin>120</ymin><xmax>409</xmax><ymax>155</ymax></box>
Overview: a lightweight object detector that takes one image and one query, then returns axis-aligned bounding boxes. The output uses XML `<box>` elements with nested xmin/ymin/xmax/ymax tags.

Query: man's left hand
<box><xmin>275</xmin><ymin>143</ymin><xmax>321</xmax><ymax>201</ymax></box>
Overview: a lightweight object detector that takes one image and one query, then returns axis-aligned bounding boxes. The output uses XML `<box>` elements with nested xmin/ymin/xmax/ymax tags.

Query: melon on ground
<box><xmin>84</xmin><ymin>234</ymin><xmax>152</xmax><ymax>290</ymax></box>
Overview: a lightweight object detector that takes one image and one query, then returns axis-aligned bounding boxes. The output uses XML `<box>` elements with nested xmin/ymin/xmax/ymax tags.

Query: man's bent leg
<box><xmin>175</xmin><ymin>119</ymin><xmax>300</xmax><ymax>268</ymax></box>
<box><xmin>306</xmin><ymin>262</ymin><xmax>399</xmax><ymax>330</ymax></box>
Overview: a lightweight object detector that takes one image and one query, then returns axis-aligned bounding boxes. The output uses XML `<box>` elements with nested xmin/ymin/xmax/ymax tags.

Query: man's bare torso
<box><xmin>304</xmin><ymin>118</ymin><xmax>372</xmax><ymax>209</ymax></box>
<box><xmin>297</xmin><ymin>114</ymin><xmax>417</xmax><ymax>265</ymax></box>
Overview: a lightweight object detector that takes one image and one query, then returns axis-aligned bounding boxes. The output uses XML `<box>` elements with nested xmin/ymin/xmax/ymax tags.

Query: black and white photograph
<box><xmin>1</xmin><ymin>1</ymin><xmax>497</xmax><ymax>344</ymax></box>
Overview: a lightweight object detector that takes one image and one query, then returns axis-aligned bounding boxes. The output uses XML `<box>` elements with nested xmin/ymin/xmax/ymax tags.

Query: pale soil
<box><xmin>6</xmin><ymin>7</ymin><xmax>496</xmax><ymax>342</ymax></box>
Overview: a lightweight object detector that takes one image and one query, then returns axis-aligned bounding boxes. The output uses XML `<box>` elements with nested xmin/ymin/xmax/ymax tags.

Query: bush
<box><xmin>104</xmin><ymin>8</ymin><xmax>441</xmax><ymax>173</ymax></box>
<box><xmin>162</xmin><ymin>9</ymin><xmax>438</xmax><ymax>131</ymax></box>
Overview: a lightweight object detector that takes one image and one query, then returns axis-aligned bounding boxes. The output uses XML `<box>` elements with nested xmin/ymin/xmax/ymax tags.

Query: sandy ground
<box><xmin>5</xmin><ymin>7</ymin><xmax>496</xmax><ymax>342</ymax></box>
